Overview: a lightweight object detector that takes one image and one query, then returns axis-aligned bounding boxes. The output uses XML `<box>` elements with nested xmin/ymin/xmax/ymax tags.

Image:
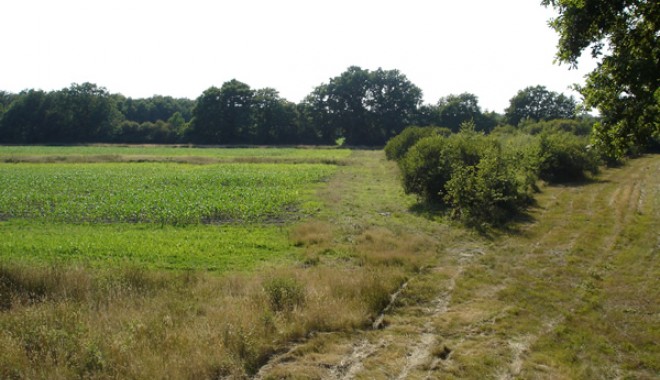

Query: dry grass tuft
<box><xmin>356</xmin><ymin>227</ymin><xmax>435</xmax><ymax>271</ymax></box>
<box><xmin>289</xmin><ymin>221</ymin><xmax>334</xmax><ymax>247</ymax></box>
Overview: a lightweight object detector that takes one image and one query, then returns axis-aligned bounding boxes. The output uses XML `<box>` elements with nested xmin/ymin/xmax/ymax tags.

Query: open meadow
<box><xmin>0</xmin><ymin>145</ymin><xmax>658</xmax><ymax>379</ymax></box>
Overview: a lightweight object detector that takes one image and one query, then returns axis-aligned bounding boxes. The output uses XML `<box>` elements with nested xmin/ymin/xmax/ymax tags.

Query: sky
<box><xmin>1</xmin><ymin>0</ymin><xmax>598</xmax><ymax>113</ymax></box>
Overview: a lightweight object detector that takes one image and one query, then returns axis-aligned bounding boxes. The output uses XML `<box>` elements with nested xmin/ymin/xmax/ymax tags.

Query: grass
<box><xmin>0</xmin><ymin>145</ymin><xmax>657</xmax><ymax>379</ymax></box>
<box><xmin>252</xmin><ymin>154</ymin><xmax>660</xmax><ymax>379</ymax></box>
<box><xmin>0</xmin><ymin>222</ymin><xmax>296</xmax><ymax>271</ymax></box>
<box><xmin>0</xmin><ymin>146</ymin><xmax>436</xmax><ymax>378</ymax></box>
<box><xmin>0</xmin><ymin>145</ymin><xmax>352</xmax><ymax>164</ymax></box>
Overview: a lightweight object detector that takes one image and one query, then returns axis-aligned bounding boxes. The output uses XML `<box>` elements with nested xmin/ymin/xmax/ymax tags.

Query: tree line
<box><xmin>0</xmin><ymin>67</ymin><xmax>584</xmax><ymax>146</ymax></box>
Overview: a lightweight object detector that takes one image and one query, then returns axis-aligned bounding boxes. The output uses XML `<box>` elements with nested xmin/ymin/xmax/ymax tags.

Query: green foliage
<box><xmin>436</xmin><ymin>93</ymin><xmax>497</xmax><ymax>132</ymax></box>
<box><xmin>542</xmin><ymin>0</ymin><xmax>659</xmax><ymax>160</ymax></box>
<box><xmin>411</xmin><ymin>93</ymin><xmax>499</xmax><ymax>132</ymax></box>
<box><xmin>391</xmin><ymin>120</ymin><xmax>604</xmax><ymax>226</ymax></box>
<box><xmin>399</xmin><ymin>135</ymin><xmax>454</xmax><ymax>202</ymax></box>
<box><xmin>190</xmin><ymin>80</ymin><xmax>255</xmax><ymax>144</ymax></box>
<box><xmin>252</xmin><ymin>88</ymin><xmax>299</xmax><ymax>144</ymax></box>
<box><xmin>306</xmin><ymin>66</ymin><xmax>423</xmax><ymax>146</ymax></box>
<box><xmin>397</xmin><ymin>122</ymin><xmax>530</xmax><ymax>225</ymax></box>
<box><xmin>520</xmin><ymin>118</ymin><xmax>594</xmax><ymax>136</ymax></box>
<box><xmin>535</xmin><ymin>132</ymin><xmax>600</xmax><ymax>183</ymax></box>
<box><xmin>444</xmin><ymin>142</ymin><xmax>528</xmax><ymax>225</ymax></box>
<box><xmin>505</xmin><ymin>85</ymin><xmax>577</xmax><ymax>126</ymax></box>
<box><xmin>384</xmin><ymin>126</ymin><xmax>450</xmax><ymax>161</ymax></box>
<box><xmin>0</xmin><ymin>162</ymin><xmax>335</xmax><ymax>225</ymax></box>
<box><xmin>115</xmin><ymin>95</ymin><xmax>194</xmax><ymax>124</ymax></box>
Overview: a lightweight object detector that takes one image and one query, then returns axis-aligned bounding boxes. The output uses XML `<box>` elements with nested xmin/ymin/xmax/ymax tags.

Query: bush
<box><xmin>536</xmin><ymin>132</ymin><xmax>600</xmax><ymax>183</ymax></box>
<box><xmin>399</xmin><ymin>135</ymin><xmax>454</xmax><ymax>202</ymax></box>
<box><xmin>521</xmin><ymin>118</ymin><xmax>593</xmax><ymax>136</ymax></box>
<box><xmin>398</xmin><ymin>122</ymin><xmax>529</xmax><ymax>225</ymax></box>
<box><xmin>444</xmin><ymin>142</ymin><xmax>528</xmax><ymax>225</ymax></box>
<box><xmin>388</xmin><ymin>121</ymin><xmax>602</xmax><ymax>226</ymax></box>
<box><xmin>384</xmin><ymin>126</ymin><xmax>450</xmax><ymax>161</ymax></box>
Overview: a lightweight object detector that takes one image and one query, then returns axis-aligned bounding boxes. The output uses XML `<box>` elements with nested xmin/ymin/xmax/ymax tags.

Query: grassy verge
<box><xmin>254</xmin><ymin>154</ymin><xmax>659</xmax><ymax>379</ymax></box>
<box><xmin>0</xmin><ymin>222</ymin><xmax>296</xmax><ymax>271</ymax></box>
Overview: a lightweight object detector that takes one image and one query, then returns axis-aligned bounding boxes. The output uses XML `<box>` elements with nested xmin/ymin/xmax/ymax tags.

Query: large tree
<box><xmin>308</xmin><ymin>66</ymin><xmax>422</xmax><ymax>146</ymax></box>
<box><xmin>190</xmin><ymin>80</ymin><xmax>254</xmax><ymax>144</ymax></box>
<box><xmin>252</xmin><ymin>88</ymin><xmax>298</xmax><ymax>144</ymax></box>
<box><xmin>52</xmin><ymin>83</ymin><xmax>121</xmax><ymax>142</ymax></box>
<box><xmin>436</xmin><ymin>93</ymin><xmax>496</xmax><ymax>132</ymax></box>
<box><xmin>542</xmin><ymin>0</ymin><xmax>659</xmax><ymax>159</ymax></box>
<box><xmin>505</xmin><ymin>85</ymin><xmax>577</xmax><ymax>126</ymax></box>
<box><xmin>0</xmin><ymin>90</ymin><xmax>53</xmax><ymax>143</ymax></box>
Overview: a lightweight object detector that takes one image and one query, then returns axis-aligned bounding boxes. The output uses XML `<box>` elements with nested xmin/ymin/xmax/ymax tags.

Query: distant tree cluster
<box><xmin>0</xmin><ymin>68</ymin><xmax>584</xmax><ymax>146</ymax></box>
<box><xmin>0</xmin><ymin>84</ymin><xmax>194</xmax><ymax>144</ymax></box>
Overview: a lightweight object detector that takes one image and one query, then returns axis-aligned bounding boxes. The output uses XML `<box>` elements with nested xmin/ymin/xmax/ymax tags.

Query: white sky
<box><xmin>1</xmin><ymin>0</ymin><xmax>597</xmax><ymax>113</ymax></box>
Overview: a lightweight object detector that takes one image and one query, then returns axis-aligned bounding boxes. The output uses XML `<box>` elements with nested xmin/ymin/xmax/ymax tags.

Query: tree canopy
<box><xmin>436</xmin><ymin>93</ymin><xmax>497</xmax><ymax>132</ymax></box>
<box><xmin>504</xmin><ymin>85</ymin><xmax>577</xmax><ymax>126</ymax></box>
<box><xmin>306</xmin><ymin>66</ymin><xmax>423</xmax><ymax>145</ymax></box>
<box><xmin>542</xmin><ymin>0</ymin><xmax>659</xmax><ymax>159</ymax></box>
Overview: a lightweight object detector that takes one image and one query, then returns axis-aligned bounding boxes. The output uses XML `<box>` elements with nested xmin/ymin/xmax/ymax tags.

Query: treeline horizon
<box><xmin>0</xmin><ymin>66</ymin><xmax>592</xmax><ymax>146</ymax></box>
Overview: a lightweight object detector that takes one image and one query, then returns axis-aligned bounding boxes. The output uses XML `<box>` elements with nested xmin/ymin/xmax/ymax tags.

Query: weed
<box><xmin>263</xmin><ymin>276</ymin><xmax>306</xmax><ymax>313</ymax></box>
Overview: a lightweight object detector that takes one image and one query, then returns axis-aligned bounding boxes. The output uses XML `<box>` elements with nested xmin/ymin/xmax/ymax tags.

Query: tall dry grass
<box><xmin>0</xmin><ymin>223</ymin><xmax>433</xmax><ymax>378</ymax></box>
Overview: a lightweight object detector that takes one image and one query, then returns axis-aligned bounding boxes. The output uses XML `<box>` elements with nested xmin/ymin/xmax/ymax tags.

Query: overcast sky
<box><xmin>2</xmin><ymin>0</ymin><xmax>597</xmax><ymax>113</ymax></box>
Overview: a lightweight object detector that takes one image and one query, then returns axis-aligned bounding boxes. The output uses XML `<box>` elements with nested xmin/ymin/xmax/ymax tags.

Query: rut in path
<box><xmin>253</xmin><ymin>245</ymin><xmax>477</xmax><ymax>379</ymax></box>
<box><xmin>255</xmin><ymin>155</ymin><xmax>660</xmax><ymax>379</ymax></box>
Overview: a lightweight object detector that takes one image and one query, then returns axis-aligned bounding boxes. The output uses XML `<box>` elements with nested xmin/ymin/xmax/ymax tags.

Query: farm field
<box><xmin>0</xmin><ymin>153</ymin><xmax>337</xmax><ymax>270</ymax></box>
<box><xmin>0</xmin><ymin>146</ymin><xmax>658</xmax><ymax>379</ymax></box>
<box><xmin>0</xmin><ymin>145</ymin><xmax>352</xmax><ymax>164</ymax></box>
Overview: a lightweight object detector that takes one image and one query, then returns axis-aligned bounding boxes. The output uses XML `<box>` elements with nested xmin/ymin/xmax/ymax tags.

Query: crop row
<box><xmin>0</xmin><ymin>163</ymin><xmax>335</xmax><ymax>225</ymax></box>
<box><xmin>0</xmin><ymin>145</ymin><xmax>352</xmax><ymax>160</ymax></box>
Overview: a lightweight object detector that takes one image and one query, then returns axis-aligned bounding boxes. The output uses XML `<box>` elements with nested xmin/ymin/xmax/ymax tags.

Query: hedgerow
<box><xmin>388</xmin><ymin>122</ymin><xmax>600</xmax><ymax>226</ymax></box>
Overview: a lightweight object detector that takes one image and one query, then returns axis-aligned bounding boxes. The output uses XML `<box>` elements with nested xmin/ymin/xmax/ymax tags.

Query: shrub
<box><xmin>399</xmin><ymin>122</ymin><xmax>529</xmax><ymax>225</ymax></box>
<box><xmin>399</xmin><ymin>135</ymin><xmax>454</xmax><ymax>202</ymax></box>
<box><xmin>384</xmin><ymin>126</ymin><xmax>450</xmax><ymax>161</ymax></box>
<box><xmin>444</xmin><ymin>142</ymin><xmax>528</xmax><ymax>225</ymax></box>
<box><xmin>536</xmin><ymin>132</ymin><xmax>600</xmax><ymax>183</ymax></box>
<box><xmin>521</xmin><ymin>118</ymin><xmax>593</xmax><ymax>136</ymax></box>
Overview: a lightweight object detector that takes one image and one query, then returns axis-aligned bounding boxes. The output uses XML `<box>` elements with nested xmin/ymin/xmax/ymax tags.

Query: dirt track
<box><xmin>255</xmin><ymin>154</ymin><xmax>660</xmax><ymax>379</ymax></box>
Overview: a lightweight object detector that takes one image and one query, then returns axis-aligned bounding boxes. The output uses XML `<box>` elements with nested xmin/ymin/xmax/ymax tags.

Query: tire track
<box><xmin>495</xmin><ymin>158</ymin><xmax>652</xmax><ymax>378</ymax></box>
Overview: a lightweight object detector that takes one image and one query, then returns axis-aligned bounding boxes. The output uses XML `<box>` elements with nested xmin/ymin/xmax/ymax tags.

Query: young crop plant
<box><xmin>0</xmin><ymin>162</ymin><xmax>336</xmax><ymax>225</ymax></box>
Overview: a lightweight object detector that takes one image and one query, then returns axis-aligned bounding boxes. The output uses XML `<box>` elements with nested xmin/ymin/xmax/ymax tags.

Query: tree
<box><xmin>0</xmin><ymin>90</ymin><xmax>53</xmax><ymax>143</ymax></box>
<box><xmin>297</xmin><ymin>88</ymin><xmax>337</xmax><ymax>144</ymax></box>
<box><xmin>52</xmin><ymin>83</ymin><xmax>122</xmax><ymax>142</ymax></box>
<box><xmin>116</xmin><ymin>95</ymin><xmax>195</xmax><ymax>124</ymax></box>
<box><xmin>252</xmin><ymin>88</ymin><xmax>298</xmax><ymax>144</ymax></box>
<box><xmin>307</xmin><ymin>66</ymin><xmax>422</xmax><ymax>145</ymax></box>
<box><xmin>189</xmin><ymin>86</ymin><xmax>223</xmax><ymax>143</ymax></box>
<box><xmin>367</xmin><ymin>68</ymin><xmax>424</xmax><ymax>141</ymax></box>
<box><xmin>504</xmin><ymin>85</ymin><xmax>577</xmax><ymax>126</ymax></box>
<box><xmin>436</xmin><ymin>93</ymin><xmax>496</xmax><ymax>132</ymax></box>
<box><xmin>542</xmin><ymin>0</ymin><xmax>659</xmax><ymax>159</ymax></box>
<box><xmin>190</xmin><ymin>80</ymin><xmax>254</xmax><ymax>144</ymax></box>
<box><xmin>0</xmin><ymin>84</ymin><xmax>120</xmax><ymax>143</ymax></box>
<box><xmin>0</xmin><ymin>91</ymin><xmax>14</xmax><ymax>116</ymax></box>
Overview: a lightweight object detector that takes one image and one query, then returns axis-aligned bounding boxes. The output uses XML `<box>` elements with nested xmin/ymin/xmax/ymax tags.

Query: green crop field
<box><xmin>0</xmin><ymin>162</ymin><xmax>334</xmax><ymax>224</ymax></box>
<box><xmin>0</xmin><ymin>146</ymin><xmax>341</xmax><ymax>270</ymax></box>
<box><xmin>0</xmin><ymin>145</ymin><xmax>352</xmax><ymax>163</ymax></box>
